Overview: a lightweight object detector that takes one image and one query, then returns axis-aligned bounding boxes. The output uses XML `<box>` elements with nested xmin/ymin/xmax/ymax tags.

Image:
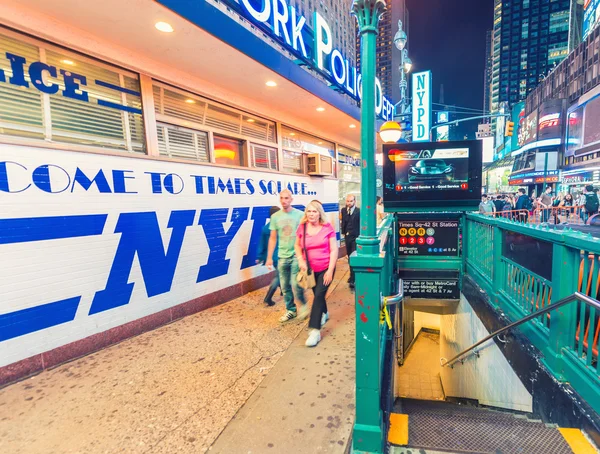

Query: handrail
<box><xmin>441</xmin><ymin>291</ymin><xmax>600</xmax><ymax>368</ymax></box>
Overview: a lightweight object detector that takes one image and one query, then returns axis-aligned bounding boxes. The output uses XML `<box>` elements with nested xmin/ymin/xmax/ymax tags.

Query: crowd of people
<box><xmin>479</xmin><ymin>185</ymin><xmax>599</xmax><ymax>224</ymax></box>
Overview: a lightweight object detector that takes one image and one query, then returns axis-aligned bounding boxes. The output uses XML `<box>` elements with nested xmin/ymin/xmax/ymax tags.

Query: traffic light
<box><xmin>505</xmin><ymin>121</ymin><xmax>515</xmax><ymax>137</ymax></box>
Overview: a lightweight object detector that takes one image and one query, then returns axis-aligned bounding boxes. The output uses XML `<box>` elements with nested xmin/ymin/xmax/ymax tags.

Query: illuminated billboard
<box><xmin>584</xmin><ymin>0</ymin><xmax>600</xmax><ymax>40</ymax></box>
<box><xmin>537</xmin><ymin>99</ymin><xmax>564</xmax><ymax>141</ymax></box>
<box><xmin>412</xmin><ymin>71</ymin><xmax>432</xmax><ymax>142</ymax></box>
<box><xmin>382</xmin><ymin>140</ymin><xmax>483</xmax><ymax>209</ymax></box>
<box><xmin>436</xmin><ymin>111</ymin><xmax>449</xmax><ymax>141</ymax></box>
<box><xmin>517</xmin><ymin>110</ymin><xmax>538</xmax><ymax>147</ymax></box>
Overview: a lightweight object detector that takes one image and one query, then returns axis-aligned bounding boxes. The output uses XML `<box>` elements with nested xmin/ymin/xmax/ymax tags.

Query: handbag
<box><xmin>297</xmin><ymin>223</ymin><xmax>317</xmax><ymax>290</ymax></box>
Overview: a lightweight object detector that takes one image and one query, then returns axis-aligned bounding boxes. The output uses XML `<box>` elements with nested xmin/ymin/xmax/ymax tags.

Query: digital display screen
<box><xmin>382</xmin><ymin>140</ymin><xmax>482</xmax><ymax>209</ymax></box>
<box><xmin>398</xmin><ymin>220</ymin><xmax>459</xmax><ymax>256</ymax></box>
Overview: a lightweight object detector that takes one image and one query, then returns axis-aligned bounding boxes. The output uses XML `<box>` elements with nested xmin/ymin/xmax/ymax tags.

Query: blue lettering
<box><xmin>163</xmin><ymin>173</ymin><xmax>184</xmax><ymax>194</ymax></box>
<box><xmin>89</xmin><ymin>210</ymin><xmax>196</xmax><ymax>315</ymax></box>
<box><xmin>258</xmin><ymin>180</ymin><xmax>268</xmax><ymax>195</ymax></box>
<box><xmin>72</xmin><ymin>168</ymin><xmax>112</xmax><ymax>193</ymax></box>
<box><xmin>145</xmin><ymin>172</ymin><xmax>164</xmax><ymax>193</ymax></box>
<box><xmin>234</xmin><ymin>178</ymin><xmax>245</xmax><ymax>195</ymax></box>
<box><xmin>33</xmin><ymin>164</ymin><xmax>71</xmax><ymax>193</ymax></box>
<box><xmin>301</xmin><ymin>183</ymin><xmax>307</xmax><ymax>195</ymax></box>
<box><xmin>29</xmin><ymin>62</ymin><xmax>59</xmax><ymax>94</ymax></box>
<box><xmin>197</xmin><ymin>207</ymin><xmax>250</xmax><ymax>282</ymax></box>
<box><xmin>6</xmin><ymin>53</ymin><xmax>28</xmax><ymax>87</ymax></box>
<box><xmin>192</xmin><ymin>175</ymin><xmax>206</xmax><ymax>194</ymax></box>
<box><xmin>60</xmin><ymin>70</ymin><xmax>89</xmax><ymax>102</ymax></box>
<box><xmin>217</xmin><ymin>178</ymin><xmax>235</xmax><ymax>194</ymax></box>
<box><xmin>246</xmin><ymin>179</ymin><xmax>256</xmax><ymax>195</ymax></box>
<box><xmin>0</xmin><ymin>161</ymin><xmax>30</xmax><ymax>193</ymax></box>
<box><xmin>240</xmin><ymin>206</ymin><xmax>271</xmax><ymax>269</ymax></box>
<box><xmin>112</xmin><ymin>170</ymin><xmax>137</xmax><ymax>194</ymax></box>
<box><xmin>207</xmin><ymin>176</ymin><xmax>217</xmax><ymax>194</ymax></box>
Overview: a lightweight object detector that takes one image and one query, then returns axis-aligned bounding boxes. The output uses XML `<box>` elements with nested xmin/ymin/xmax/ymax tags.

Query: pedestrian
<box><xmin>266</xmin><ymin>189</ymin><xmax>309</xmax><ymax>323</ymax></box>
<box><xmin>479</xmin><ymin>194</ymin><xmax>495</xmax><ymax>215</ymax></box>
<box><xmin>376</xmin><ymin>196</ymin><xmax>385</xmax><ymax>225</ymax></box>
<box><xmin>295</xmin><ymin>201</ymin><xmax>338</xmax><ymax>347</ymax></box>
<box><xmin>582</xmin><ymin>185</ymin><xmax>599</xmax><ymax>223</ymax></box>
<box><xmin>493</xmin><ymin>195</ymin><xmax>505</xmax><ymax>213</ymax></box>
<box><xmin>256</xmin><ymin>206</ymin><xmax>281</xmax><ymax>306</ymax></box>
<box><xmin>560</xmin><ymin>193</ymin><xmax>574</xmax><ymax>222</ymax></box>
<box><xmin>515</xmin><ymin>188</ymin><xmax>531</xmax><ymax>223</ymax></box>
<box><xmin>340</xmin><ymin>194</ymin><xmax>360</xmax><ymax>289</ymax></box>
<box><xmin>537</xmin><ymin>186</ymin><xmax>553</xmax><ymax>223</ymax></box>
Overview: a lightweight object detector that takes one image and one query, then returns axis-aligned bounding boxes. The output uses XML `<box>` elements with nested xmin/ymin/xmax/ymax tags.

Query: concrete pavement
<box><xmin>0</xmin><ymin>261</ymin><xmax>355</xmax><ymax>454</ymax></box>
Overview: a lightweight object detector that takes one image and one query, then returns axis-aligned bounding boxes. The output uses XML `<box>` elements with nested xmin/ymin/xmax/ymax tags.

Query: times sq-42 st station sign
<box><xmin>235</xmin><ymin>0</ymin><xmax>394</xmax><ymax>121</ymax></box>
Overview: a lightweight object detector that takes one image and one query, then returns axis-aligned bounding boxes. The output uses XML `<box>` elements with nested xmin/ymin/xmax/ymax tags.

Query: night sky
<box><xmin>405</xmin><ymin>0</ymin><xmax>495</xmax><ymax>137</ymax></box>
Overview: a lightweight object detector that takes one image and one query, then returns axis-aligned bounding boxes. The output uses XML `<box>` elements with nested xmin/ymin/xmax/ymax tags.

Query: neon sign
<box><xmin>237</xmin><ymin>0</ymin><xmax>394</xmax><ymax>120</ymax></box>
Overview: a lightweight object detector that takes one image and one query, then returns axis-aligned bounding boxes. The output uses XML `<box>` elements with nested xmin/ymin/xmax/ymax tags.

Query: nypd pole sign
<box><xmin>412</xmin><ymin>71</ymin><xmax>432</xmax><ymax>142</ymax></box>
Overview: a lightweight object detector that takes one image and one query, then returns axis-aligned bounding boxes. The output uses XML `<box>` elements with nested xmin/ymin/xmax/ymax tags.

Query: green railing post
<box><xmin>352</xmin><ymin>1</ymin><xmax>387</xmax><ymax>452</ymax></box>
<box><xmin>491</xmin><ymin>225</ymin><xmax>503</xmax><ymax>306</ymax></box>
<box><xmin>545</xmin><ymin>242</ymin><xmax>580</xmax><ymax>375</ymax></box>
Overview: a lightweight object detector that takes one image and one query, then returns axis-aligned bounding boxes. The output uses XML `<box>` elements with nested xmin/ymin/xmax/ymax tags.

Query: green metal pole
<box><xmin>352</xmin><ymin>1</ymin><xmax>387</xmax><ymax>453</ymax></box>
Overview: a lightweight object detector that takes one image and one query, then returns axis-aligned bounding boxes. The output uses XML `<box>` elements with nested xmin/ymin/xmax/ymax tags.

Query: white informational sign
<box><xmin>0</xmin><ymin>144</ymin><xmax>339</xmax><ymax>368</ymax></box>
<box><xmin>437</xmin><ymin>111</ymin><xmax>449</xmax><ymax>141</ymax></box>
<box><xmin>412</xmin><ymin>71</ymin><xmax>432</xmax><ymax>142</ymax></box>
<box><xmin>481</xmin><ymin>137</ymin><xmax>494</xmax><ymax>163</ymax></box>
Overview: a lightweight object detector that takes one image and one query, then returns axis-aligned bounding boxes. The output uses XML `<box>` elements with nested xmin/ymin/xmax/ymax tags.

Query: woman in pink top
<box><xmin>295</xmin><ymin>201</ymin><xmax>339</xmax><ymax>347</ymax></box>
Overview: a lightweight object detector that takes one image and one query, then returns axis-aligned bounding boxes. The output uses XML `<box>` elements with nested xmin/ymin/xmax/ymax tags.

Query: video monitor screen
<box><xmin>382</xmin><ymin>140</ymin><xmax>482</xmax><ymax>209</ymax></box>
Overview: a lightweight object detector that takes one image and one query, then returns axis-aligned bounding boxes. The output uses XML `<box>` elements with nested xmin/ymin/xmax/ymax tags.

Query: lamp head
<box><xmin>379</xmin><ymin>121</ymin><xmax>402</xmax><ymax>143</ymax></box>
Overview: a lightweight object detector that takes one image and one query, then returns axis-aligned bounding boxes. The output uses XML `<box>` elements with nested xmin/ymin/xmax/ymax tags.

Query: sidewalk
<box><xmin>0</xmin><ymin>261</ymin><xmax>355</xmax><ymax>454</ymax></box>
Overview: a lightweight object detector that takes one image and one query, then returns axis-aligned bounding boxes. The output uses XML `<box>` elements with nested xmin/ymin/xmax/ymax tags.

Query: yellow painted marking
<box><xmin>558</xmin><ymin>428</ymin><xmax>597</xmax><ymax>454</ymax></box>
<box><xmin>388</xmin><ymin>413</ymin><xmax>408</xmax><ymax>445</ymax></box>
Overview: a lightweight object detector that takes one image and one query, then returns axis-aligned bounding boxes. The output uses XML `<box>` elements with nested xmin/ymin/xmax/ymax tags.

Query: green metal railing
<box><xmin>465</xmin><ymin>213</ymin><xmax>600</xmax><ymax>413</ymax></box>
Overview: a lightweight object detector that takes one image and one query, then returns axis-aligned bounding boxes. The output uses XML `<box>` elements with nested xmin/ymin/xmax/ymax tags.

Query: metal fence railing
<box><xmin>465</xmin><ymin>213</ymin><xmax>600</xmax><ymax>414</ymax></box>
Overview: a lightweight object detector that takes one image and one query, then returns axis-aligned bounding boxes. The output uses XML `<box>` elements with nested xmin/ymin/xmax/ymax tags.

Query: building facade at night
<box><xmin>356</xmin><ymin>0</ymin><xmax>409</xmax><ymax>101</ymax></box>
<box><xmin>491</xmin><ymin>0</ymin><xmax>572</xmax><ymax>110</ymax></box>
<box><xmin>484</xmin><ymin>29</ymin><xmax>493</xmax><ymax>120</ymax></box>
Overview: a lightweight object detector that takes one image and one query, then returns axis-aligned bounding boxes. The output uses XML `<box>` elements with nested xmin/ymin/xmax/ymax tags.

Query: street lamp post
<box><xmin>394</xmin><ymin>20</ymin><xmax>412</xmax><ymax>132</ymax></box>
<box><xmin>352</xmin><ymin>0</ymin><xmax>387</xmax><ymax>452</ymax></box>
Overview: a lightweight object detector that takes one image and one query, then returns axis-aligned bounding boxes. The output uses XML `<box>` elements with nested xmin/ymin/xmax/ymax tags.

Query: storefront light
<box><xmin>61</xmin><ymin>59</ymin><xmax>75</xmax><ymax>66</ymax></box>
<box><xmin>349</xmin><ymin>124</ymin><xmax>356</xmax><ymax>129</ymax></box>
<box><xmin>316</xmin><ymin>107</ymin><xmax>325</xmax><ymax>112</ymax></box>
<box><xmin>378</xmin><ymin>121</ymin><xmax>402</xmax><ymax>143</ymax></box>
<box><xmin>155</xmin><ymin>22</ymin><xmax>174</xmax><ymax>33</ymax></box>
<box><xmin>265</xmin><ymin>81</ymin><xmax>277</xmax><ymax>87</ymax></box>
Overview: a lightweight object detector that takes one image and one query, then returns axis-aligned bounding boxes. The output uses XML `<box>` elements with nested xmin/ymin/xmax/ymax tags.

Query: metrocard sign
<box><xmin>235</xmin><ymin>0</ymin><xmax>394</xmax><ymax>121</ymax></box>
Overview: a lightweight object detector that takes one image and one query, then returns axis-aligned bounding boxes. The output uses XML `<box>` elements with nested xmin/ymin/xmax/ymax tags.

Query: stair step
<box><xmin>392</xmin><ymin>399</ymin><xmax>575</xmax><ymax>454</ymax></box>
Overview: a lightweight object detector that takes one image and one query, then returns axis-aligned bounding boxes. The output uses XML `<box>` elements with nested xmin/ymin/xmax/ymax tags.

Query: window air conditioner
<box><xmin>307</xmin><ymin>153</ymin><xmax>333</xmax><ymax>176</ymax></box>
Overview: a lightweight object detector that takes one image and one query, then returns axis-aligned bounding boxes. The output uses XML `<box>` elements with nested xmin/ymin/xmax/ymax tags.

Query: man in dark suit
<box><xmin>340</xmin><ymin>194</ymin><xmax>360</xmax><ymax>289</ymax></box>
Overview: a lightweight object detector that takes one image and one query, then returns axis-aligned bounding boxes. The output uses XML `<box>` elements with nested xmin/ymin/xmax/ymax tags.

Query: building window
<box><xmin>281</xmin><ymin>125</ymin><xmax>334</xmax><ymax>174</ymax></box>
<box><xmin>214</xmin><ymin>135</ymin><xmax>245</xmax><ymax>167</ymax></box>
<box><xmin>0</xmin><ymin>28</ymin><xmax>144</xmax><ymax>152</ymax></box>
<box><xmin>157</xmin><ymin>123</ymin><xmax>209</xmax><ymax>162</ymax></box>
<box><xmin>251</xmin><ymin>143</ymin><xmax>278</xmax><ymax>170</ymax></box>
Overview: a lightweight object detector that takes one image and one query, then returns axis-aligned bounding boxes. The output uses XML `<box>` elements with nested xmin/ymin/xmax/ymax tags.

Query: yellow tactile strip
<box><xmin>558</xmin><ymin>428</ymin><xmax>598</xmax><ymax>454</ymax></box>
<box><xmin>388</xmin><ymin>413</ymin><xmax>409</xmax><ymax>446</ymax></box>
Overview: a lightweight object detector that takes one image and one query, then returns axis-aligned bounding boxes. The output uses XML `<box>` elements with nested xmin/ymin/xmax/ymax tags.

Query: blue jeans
<box><xmin>277</xmin><ymin>257</ymin><xmax>306</xmax><ymax>312</ymax></box>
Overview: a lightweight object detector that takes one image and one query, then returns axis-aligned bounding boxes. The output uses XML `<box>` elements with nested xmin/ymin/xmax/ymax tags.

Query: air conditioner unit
<box><xmin>307</xmin><ymin>154</ymin><xmax>333</xmax><ymax>176</ymax></box>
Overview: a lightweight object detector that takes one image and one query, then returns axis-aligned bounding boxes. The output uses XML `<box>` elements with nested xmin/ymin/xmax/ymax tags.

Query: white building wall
<box><xmin>0</xmin><ymin>144</ymin><xmax>339</xmax><ymax>368</ymax></box>
<box><xmin>440</xmin><ymin>294</ymin><xmax>533</xmax><ymax>413</ymax></box>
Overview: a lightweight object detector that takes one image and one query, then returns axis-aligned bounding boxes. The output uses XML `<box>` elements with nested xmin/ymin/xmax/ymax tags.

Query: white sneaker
<box><xmin>321</xmin><ymin>312</ymin><xmax>329</xmax><ymax>327</ymax></box>
<box><xmin>279</xmin><ymin>310</ymin><xmax>297</xmax><ymax>323</ymax></box>
<box><xmin>298</xmin><ymin>304</ymin><xmax>310</xmax><ymax>320</ymax></box>
<box><xmin>305</xmin><ymin>329</ymin><xmax>321</xmax><ymax>347</ymax></box>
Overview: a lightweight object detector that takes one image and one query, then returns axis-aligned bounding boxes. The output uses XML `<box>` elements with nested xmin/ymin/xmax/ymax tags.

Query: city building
<box><xmin>505</xmin><ymin>3</ymin><xmax>600</xmax><ymax>196</ymax></box>
<box><xmin>483</xmin><ymin>29</ymin><xmax>493</xmax><ymax>121</ymax></box>
<box><xmin>491</xmin><ymin>0</ymin><xmax>572</xmax><ymax>110</ymax></box>
<box><xmin>0</xmin><ymin>0</ymin><xmax>396</xmax><ymax>382</ymax></box>
<box><xmin>356</xmin><ymin>0</ymin><xmax>409</xmax><ymax>101</ymax></box>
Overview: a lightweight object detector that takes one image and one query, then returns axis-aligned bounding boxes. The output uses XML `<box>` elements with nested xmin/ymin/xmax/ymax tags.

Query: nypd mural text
<box><xmin>0</xmin><ymin>147</ymin><xmax>339</xmax><ymax>367</ymax></box>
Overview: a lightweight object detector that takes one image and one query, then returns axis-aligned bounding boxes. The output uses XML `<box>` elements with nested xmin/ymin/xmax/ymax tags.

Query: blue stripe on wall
<box><xmin>155</xmin><ymin>0</ymin><xmax>360</xmax><ymax>121</ymax></box>
<box><xmin>94</xmin><ymin>79</ymin><xmax>141</xmax><ymax>97</ymax></box>
<box><xmin>322</xmin><ymin>203</ymin><xmax>340</xmax><ymax>213</ymax></box>
<box><xmin>97</xmin><ymin>100</ymin><xmax>142</xmax><ymax>114</ymax></box>
<box><xmin>0</xmin><ymin>214</ymin><xmax>107</xmax><ymax>245</ymax></box>
<box><xmin>0</xmin><ymin>297</ymin><xmax>81</xmax><ymax>342</ymax></box>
